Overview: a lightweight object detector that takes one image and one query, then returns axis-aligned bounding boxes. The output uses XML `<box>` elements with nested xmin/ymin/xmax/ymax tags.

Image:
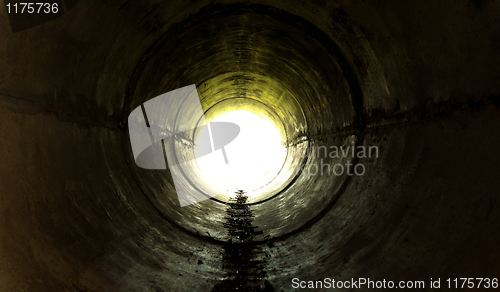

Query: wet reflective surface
<box><xmin>212</xmin><ymin>190</ymin><xmax>273</xmax><ymax>291</ymax></box>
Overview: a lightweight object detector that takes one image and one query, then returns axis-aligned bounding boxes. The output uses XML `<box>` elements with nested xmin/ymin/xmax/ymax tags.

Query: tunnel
<box><xmin>1</xmin><ymin>0</ymin><xmax>500</xmax><ymax>291</ymax></box>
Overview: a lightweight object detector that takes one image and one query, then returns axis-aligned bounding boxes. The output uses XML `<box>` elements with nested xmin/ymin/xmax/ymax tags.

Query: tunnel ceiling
<box><xmin>0</xmin><ymin>0</ymin><xmax>499</xmax><ymax>292</ymax></box>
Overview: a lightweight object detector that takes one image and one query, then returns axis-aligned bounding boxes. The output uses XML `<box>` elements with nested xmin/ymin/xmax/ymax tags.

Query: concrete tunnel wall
<box><xmin>0</xmin><ymin>0</ymin><xmax>499</xmax><ymax>291</ymax></box>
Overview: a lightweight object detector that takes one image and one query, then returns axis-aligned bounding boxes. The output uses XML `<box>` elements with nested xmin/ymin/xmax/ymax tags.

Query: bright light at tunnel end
<box><xmin>128</xmin><ymin>85</ymin><xmax>287</xmax><ymax>207</ymax></box>
<box><xmin>195</xmin><ymin>110</ymin><xmax>287</xmax><ymax>199</ymax></box>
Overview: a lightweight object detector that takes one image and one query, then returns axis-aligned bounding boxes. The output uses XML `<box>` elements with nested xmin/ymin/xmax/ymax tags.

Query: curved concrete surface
<box><xmin>1</xmin><ymin>0</ymin><xmax>499</xmax><ymax>291</ymax></box>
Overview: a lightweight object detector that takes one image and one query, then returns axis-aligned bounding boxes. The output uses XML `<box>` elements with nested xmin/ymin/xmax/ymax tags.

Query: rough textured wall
<box><xmin>0</xmin><ymin>0</ymin><xmax>499</xmax><ymax>291</ymax></box>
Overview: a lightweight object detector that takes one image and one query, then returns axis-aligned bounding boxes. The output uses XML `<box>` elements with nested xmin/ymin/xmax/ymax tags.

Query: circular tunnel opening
<box><xmin>194</xmin><ymin>109</ymin><xmax>287</xmax><ymax>199</ymax></box>
<box><xmin>123</xmin><ymin>3</ymin><xmax>362</xmax><ymax>248</ymax></box>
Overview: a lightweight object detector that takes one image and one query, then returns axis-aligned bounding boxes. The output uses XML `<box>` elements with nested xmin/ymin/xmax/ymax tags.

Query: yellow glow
<box><xmin>194</xmin><ymin>111</ymin><xmax>286</xmax><ymax>198</ymax></box>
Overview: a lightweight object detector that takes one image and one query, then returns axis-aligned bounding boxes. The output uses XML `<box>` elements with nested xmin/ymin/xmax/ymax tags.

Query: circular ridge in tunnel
<box><xmin>124</xmin><ymin>3</ymin><xmax>364</xmax><ymax>245</ymax></box>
